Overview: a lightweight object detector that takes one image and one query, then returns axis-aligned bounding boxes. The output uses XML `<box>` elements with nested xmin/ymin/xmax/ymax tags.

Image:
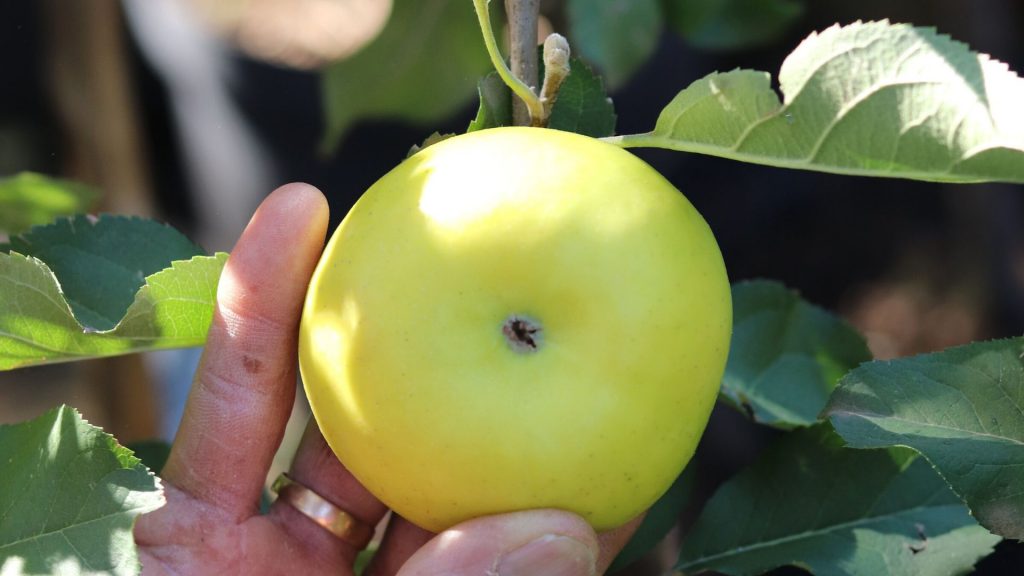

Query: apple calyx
<box><xmin>502</xmin><ymin>314</ymin><xmax>543</xmax><ymax>353</ymax></box>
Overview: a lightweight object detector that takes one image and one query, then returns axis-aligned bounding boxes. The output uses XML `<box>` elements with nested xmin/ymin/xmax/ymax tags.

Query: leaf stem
<box><xmin>600</xmin><ymin>133</ymin><xmax>659</xmax><ymax>148</ymax></box>
<box><xmin>472</xmin><ymin>0</ymin><xmax>544</xmax><ymax>125</ymax></box>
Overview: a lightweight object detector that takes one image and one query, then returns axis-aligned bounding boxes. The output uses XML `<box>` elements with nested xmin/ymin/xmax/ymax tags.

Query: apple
<box><xmin>299</xmin><ymin>127</ymin><xmax>731</xmax><ymax>532</ymax></box>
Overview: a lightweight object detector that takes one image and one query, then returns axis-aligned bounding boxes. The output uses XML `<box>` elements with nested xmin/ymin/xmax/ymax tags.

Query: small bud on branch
<box><xmin>537</xmin><ymin>33</ymin><xmax>572</xmax><ymax>126</ymax></box>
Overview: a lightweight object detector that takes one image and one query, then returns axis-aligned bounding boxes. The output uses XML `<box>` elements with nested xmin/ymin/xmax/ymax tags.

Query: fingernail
<box><xmin>496</xmin><ymin>534</ymin><xmax>596</xmax><ymax>576</ymax></box>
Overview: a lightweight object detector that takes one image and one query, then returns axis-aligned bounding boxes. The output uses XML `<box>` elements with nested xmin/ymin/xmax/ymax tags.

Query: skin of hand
<box><xmin>133</xmin><ymin>183</ymin><xmax>641</xmax><ymax>576</ymax></box>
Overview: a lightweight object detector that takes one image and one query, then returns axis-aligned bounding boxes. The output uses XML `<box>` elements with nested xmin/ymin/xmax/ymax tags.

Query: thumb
<box><xmin>397</xmin><ymin>509</ymin><xmax>600</xmax><ymax>576</ymax></box>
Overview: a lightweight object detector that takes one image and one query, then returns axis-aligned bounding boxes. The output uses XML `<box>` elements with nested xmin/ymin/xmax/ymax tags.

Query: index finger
<box><xmin>161</xmin><ymin>183</ymin><xmax>329</xmax><ymax>518</ymax></box>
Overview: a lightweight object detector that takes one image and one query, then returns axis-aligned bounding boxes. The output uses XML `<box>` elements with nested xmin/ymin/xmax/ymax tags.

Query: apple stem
<box><xmin>473</xmin><ymin>0</ymin><xmax>544</xmax><ymax>126</ymax></box>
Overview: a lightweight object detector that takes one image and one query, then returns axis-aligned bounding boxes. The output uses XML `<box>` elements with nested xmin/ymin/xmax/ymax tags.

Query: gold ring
<box><xmin>271</xmin><ymin>473</ymin><xmax>374</xmax><ymax>549</ymax></box>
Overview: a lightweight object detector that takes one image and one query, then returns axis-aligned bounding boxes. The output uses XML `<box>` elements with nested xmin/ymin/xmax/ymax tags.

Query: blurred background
<box><xmin>0</xmin><ymin>0</ymin><xmax>1022</xmax><ymax>573</ymax></box>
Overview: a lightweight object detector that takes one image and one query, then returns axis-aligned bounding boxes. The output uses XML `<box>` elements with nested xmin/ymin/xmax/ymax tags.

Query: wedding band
<box><xmin>271</xmin><ymin>473</ymin><xmax>374</xmax><ymax>548</ymax></box>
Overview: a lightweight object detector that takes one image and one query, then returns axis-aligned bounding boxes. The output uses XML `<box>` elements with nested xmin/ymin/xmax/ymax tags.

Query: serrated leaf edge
<box><xmin>822</xmin><ymin>337</ymin><xmax>1024</xmax><ymax>538</ymax></box>
<box><xmin>11</xmin><ymin>213</ymin><xmax>203</xmax><ymax>252</ymax></box>
<box><xmin>607</xmin><ymin>20</ymin><xmax>1024</xmax><ymax>183</ymax></box>
<box><xmin>0</xmin><ymin>251</ymin><xmax>227</xmax><ymax>368</ymax></box>
<box><xmin>110</xmin><ymin>252</ymin><xmax>228</xmax><ymax>342</ymax></box>
<box><xmin>0</xmin><ymin>405</ymin><xmax>166</xmax><ymax>562</ymax></box>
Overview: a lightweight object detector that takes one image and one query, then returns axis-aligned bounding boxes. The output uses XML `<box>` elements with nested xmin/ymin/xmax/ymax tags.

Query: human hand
<box><xmin>134</xmin><ymin>183</ymin><xmax>641</xmax><ymax>575</ymax></box>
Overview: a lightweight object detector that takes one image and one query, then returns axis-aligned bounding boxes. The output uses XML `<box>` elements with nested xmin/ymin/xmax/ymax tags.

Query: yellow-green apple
<box><xmin>299</xmin><ymin>127</ymin><xmax>731</xmax><ymax>532</ymax></box>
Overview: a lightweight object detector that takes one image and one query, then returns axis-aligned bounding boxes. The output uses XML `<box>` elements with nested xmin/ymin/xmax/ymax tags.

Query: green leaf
<box><xmin>0</xmin><ymin>173</ymin><xmax>100</xmax><ymax>236</ymax></box>
<box><xmin>722</xmin><ymin>280</ymin><xmax>871</xmax><ymax>428</ymax></box>
<box><xmin>677</xmin><ymin>425</ymin><xmax>1000</xmax><ymax>576</ymax></box>
<box><xmin>608</xmin><ymin>463</ymin><xmax>696</xmax><ymax>573</ymax></box>
<box><xmin>824</xmin><ymin>338</ymin><xmax>1024</xmax><ymax>541</ymax></box>
<box><xmin>408</xmin><ymin>132</ymin><xmax>458</xmax><ymax>157</ymax></box>
<box><xmin>467</xmin><ymin>71</ymin><xmax>512</xmax><ymax>132</ymax></box>
<box><xmin>321</xmin><ymin>0</ymin><xmax>492</xmax><ymax>151</ymax></box>
<box><xmin>662</xmin><ymin>0</ymin><xmax>803</xmax><ymax>51</ymax></box>
<box><xmin>608</xmin><ymin>21</ymin><xmax>1024</xmax><ymax>184</ymax></box>
<box><xmin>5</xmin><ymin>215</ymin><xmax>205</xmax><ymax>331</ymax></box>
<box><xmin>0</xmin><ymin>251</ymin><xmax>227</xmax><ymax>370</ymax></box>
<box><xmin>0</xmin><ymin>405</ymin><xmax>165</xmax><ymax>576</ymax></box>
<box><xmin>465</xmin><ymin>50</ymin><xmax>616</xmax><ymax>137</ymax></box>
<box><xmin>567</xmin><ymin>0</ymin><xmax>662</xmax><ymax>87</ymax></box>
<box><xmin>542</xmin><ymin>55</ymin><xmax>617</xmax><ymax>138</ymax></box>
<box><xmin>354</xmin><ymin>548</ymin><xmax>376</xmax><ymax>575</ymax></box>
<box><xmin>125</xmin><ymin>440</ymin><xmax>172</xmax><ymax>475</ymax></box>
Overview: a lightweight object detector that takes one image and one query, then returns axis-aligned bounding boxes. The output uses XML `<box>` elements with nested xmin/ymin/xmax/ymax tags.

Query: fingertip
<box><xmin>252</xmin><ymin>182</ymin><xmax>329</xmax><ymax>238</ymax></box>
<box><xmin>265</xmin><ymin>182</ymin><xmax>329</xmax><ymax>219</ymax></box>
<box><xmin>396</xmin><ymin>510</ymin><xmax>600</xmax><ymax>576</ymax></box>
<box><xmin>218</xmin><ymin>182</ymin><xmax>329</xmax><ymax>318</ymax></box>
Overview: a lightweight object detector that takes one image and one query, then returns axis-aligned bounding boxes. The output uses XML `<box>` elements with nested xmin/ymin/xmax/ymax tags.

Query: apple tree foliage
<box><xmin>0</xmin><ymin>406</ymin><xmax>164</xmax><ymax>575</ymax></box>
<box><xmin>0</xmin><ymin>215</ymin><xmax>227</xmax><ymax>371</ymax></box>
<box><xmin>2</xmin><ymin>1</ymin><xmax>1024</xmax><ymax>574</ymax></box>
<box><xmin>676</xmin><ymin>426</ymin><xmax>1002</xmax><ymax>576</ymax></box>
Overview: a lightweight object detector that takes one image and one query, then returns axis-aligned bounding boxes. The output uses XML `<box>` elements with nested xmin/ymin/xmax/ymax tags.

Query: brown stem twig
<box><xmin>504</xmin><ymin>0</ymin><xmax>540</xmax><ymax>126</ymax></box>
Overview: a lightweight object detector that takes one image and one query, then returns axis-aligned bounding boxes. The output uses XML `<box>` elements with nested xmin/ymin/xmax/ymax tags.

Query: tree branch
<box><xmin>504</xmin><ymin>0</ymin><xmax>540</xmax><ymax>126</ymax></box>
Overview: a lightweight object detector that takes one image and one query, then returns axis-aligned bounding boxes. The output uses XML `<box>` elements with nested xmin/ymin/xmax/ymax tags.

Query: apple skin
<box><xmin>299</xmin><ymin>127</ymin><xmax>731</xmax><ymax>532</ymax></box>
